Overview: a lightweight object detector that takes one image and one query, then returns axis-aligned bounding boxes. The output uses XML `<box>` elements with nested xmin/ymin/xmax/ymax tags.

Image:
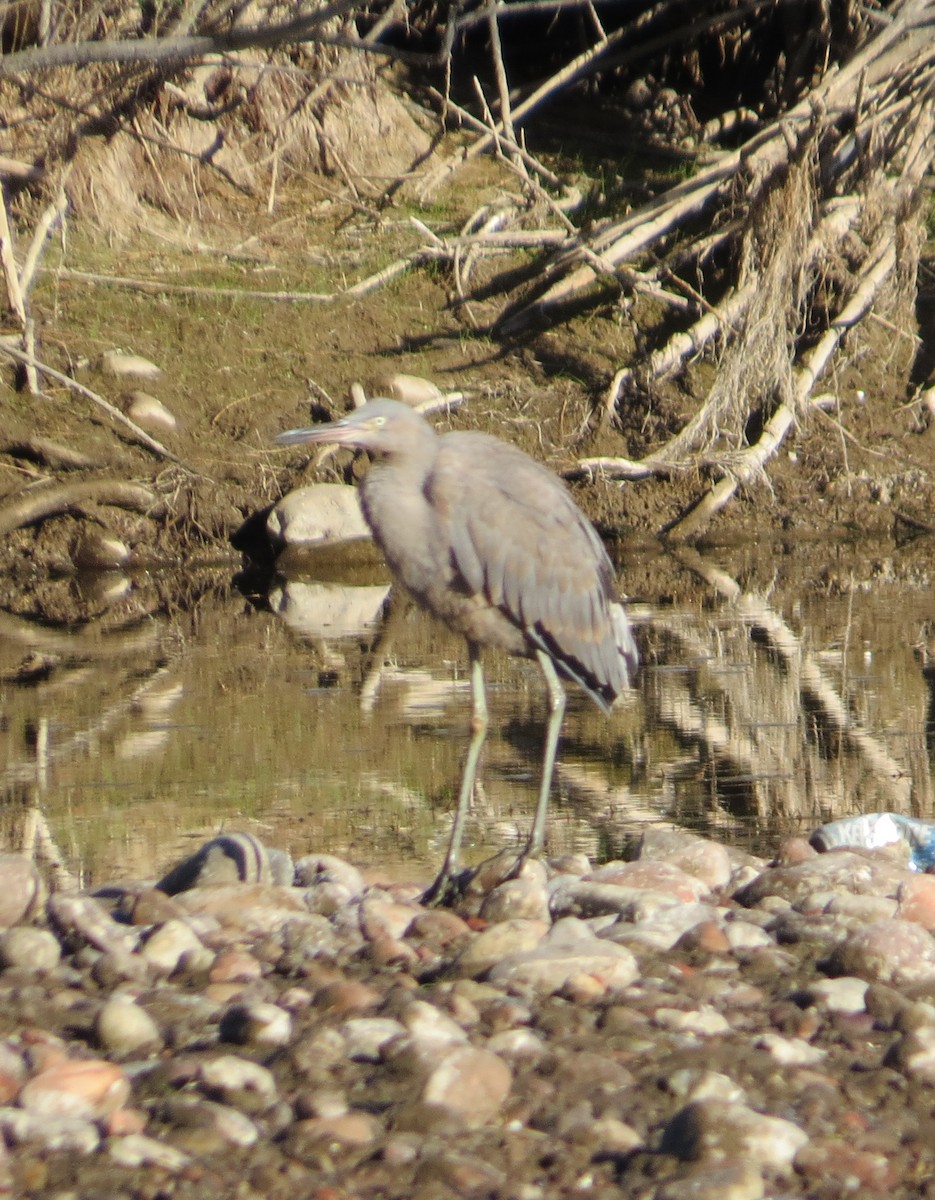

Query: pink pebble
<box><xmin>20</xmin><ymin>1059</ymin><xmax>131</xmax><ymax>1119</ymax></box>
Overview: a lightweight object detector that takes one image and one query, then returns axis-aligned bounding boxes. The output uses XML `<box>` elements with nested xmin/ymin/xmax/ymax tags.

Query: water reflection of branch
<box><xmin>1</xmin><ymin>661</ymin><xmax>178</xmax><ymax>788</ymax></box>
<box><xmin>18</xmin><ymin>801</ymin><xmax>79</xmax><ymax>892</ymax></box>
<box><xmin>0</xmin><ymin>609</ymin><xmax>162</xmax><ymax>657</ymax></box>
<box><xmin>671</xmin><ymin>547</ymin><xmax>912</xmax><ymax>813</ymax></box>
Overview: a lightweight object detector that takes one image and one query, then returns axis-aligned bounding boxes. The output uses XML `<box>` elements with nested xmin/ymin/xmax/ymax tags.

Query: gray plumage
<box><xmin>277</xmin><ymin>398</ymin><xmax>637</xmax><ymax>902</ymax></box>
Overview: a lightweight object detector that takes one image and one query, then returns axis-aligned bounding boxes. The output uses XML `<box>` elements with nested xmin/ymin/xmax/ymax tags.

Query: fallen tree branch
<box><xmin>0</xmin><ymin>480</ymin><xmax>159</xmax><ymax>538</ymax></box>
<box><xmin>0</xmin><ymin>0</ymin><xmax>458</xmax><ymax>76</ymax></box>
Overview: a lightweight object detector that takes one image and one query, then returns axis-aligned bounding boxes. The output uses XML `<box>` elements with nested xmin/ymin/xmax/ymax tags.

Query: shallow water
<box><xmin>2</xmin><ymin>534</ymin><xmax>935</xmax><ymax>889</ymax></box>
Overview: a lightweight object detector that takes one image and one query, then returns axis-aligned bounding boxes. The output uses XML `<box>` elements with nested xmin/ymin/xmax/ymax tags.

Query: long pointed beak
<box><xmin>276</xmin><ymin>423</ymin><xmax>348</xmax><ymax>447</ymax></box>
<box><xmin>276</xmin><ymin>426</ymin><xmax>324</xmax><ymax>446</ymax></box>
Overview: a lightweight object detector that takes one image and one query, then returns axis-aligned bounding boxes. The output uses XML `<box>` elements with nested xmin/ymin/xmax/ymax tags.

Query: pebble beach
<box><xmin>1</xmin><ymin>827</ymin><xmax>934</xmax><ymax>1199</ymax></box>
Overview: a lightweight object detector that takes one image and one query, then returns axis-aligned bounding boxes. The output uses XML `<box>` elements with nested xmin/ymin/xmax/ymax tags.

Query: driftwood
<box><xmin>0</xmin><ymin>480</ymin><xmax>159</xmax><ymax>538</ymax></box>
<box><xmin>413</xmin><ymin>0</ymin><xmax>935</xmax><ymax>537</ymax></box>
<box><xmin>0</xmin><ymin>0</ymin><xmax>932</xmax><ymax>547</ymax></box>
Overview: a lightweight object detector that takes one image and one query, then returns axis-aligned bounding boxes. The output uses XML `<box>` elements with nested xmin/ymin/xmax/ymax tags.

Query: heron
<box><xmin>277</xmin><ymin>398</ymin><xmax>637</xmax><ymax>903</ymax></box>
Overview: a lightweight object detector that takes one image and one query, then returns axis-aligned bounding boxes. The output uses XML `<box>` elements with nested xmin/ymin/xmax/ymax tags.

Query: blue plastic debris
<box><xmin>810</xmin><ymin>812</ymin><xmax>935</xmax><ymax>872</ymax></box>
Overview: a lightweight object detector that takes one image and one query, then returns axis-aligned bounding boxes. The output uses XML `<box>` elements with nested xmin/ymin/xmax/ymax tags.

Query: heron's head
<box><xmin>276</xmin><ymin>398</ymin><xmax>432</xmax><ymax>458</ymax></box>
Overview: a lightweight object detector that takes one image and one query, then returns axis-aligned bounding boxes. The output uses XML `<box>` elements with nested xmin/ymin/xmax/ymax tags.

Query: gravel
<box><xmin>1</xmin><ymin>827</ymin><xmax>934</xmax><ymax>1198</ymax></box>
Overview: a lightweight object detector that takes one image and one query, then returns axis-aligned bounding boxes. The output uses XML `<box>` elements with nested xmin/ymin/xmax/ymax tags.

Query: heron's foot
<box><xmin>421</xmin><ymin>867</ymin><xmax>465</xmax><ymax>909</ymax></box>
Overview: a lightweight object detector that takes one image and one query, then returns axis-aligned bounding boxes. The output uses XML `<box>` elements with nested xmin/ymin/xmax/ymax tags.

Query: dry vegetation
<box><xmin>0</xmin><ymin>0</ymin><xmax>934</xmax><ymax>560</ymax></box>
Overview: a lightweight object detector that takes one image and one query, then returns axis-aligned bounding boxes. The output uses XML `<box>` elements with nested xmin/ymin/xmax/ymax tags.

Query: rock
<box><xmin>754</xmin><ymin>1033</ymin><xmax>826</xmax><ymax>1066</ymax></box>
<box><xmin>359</xmin><ymin>895</ymin><xmax>418</xmax><ymax>941</ymax></box>
<box><xmin>829</xmin><ymin>918</ymin><xmax>935</xmax><ymax>985</ymax></box>
<box><xmin>0</xmin><ymin>1108</ymin><xmax>101</xmax><ymax>1154</ymax></box>
<box><xmin>157</xmin><ymin>834</ymin><xmax>292</xmax><ymax>893</ymax></box>
<box><xmin>736</xmin><ymin>850</ymin><xmax>911</xmax><ymax>909</ymax></box>
<box><xmin>19</xmin><ymin>1060</ymin><xmax>131</xmax><ymax>1120</ymax></box>
<box><xmin>73</xmin><ymin>529</ymin><xmax>131</xmax><ymax>569</ymax></box>
<box><xmin>456</xmin><ymin>918</ymin><xmax>549</xmax><ymax>978</ymax></box>
<box><xmin>485</xmin><ymin>1028</ymin><xmax>545</xmax><ymax>1060</ymax></box>
<box><xmin>219</xmin><ymin>1002</ymin><xmax>293</xmax><ymax>1048</ymax></box>
<box><xmin>100</xmin><ymin>350</ymin><xmax>162</xmax><ymax>380</ymax></box>
<box><xmin>94</xmin><ymin>995</ymin><xmax>163</xmax><ymax>1056</ymax></box>
<box><xmin>422</xmin><ymin>1046</ymin><xmax>512</xmax><ymax>1128</ymax></box>
<box><xmin>341</xmin><ymin>1017</ymin><xmax>406</xmax><ymax>1062</ymax></box>
<box><xmin>605</xmin><ymin>902</ymin><xmax>724</xmax><ymax>952</ymax></box>
<box><xmin>794</xmin><ymin>1137</ymin><xmax>895</xmax><ymax>1191</ymax></box>
<box><xmin>479</xmin><ymin>860</ymin><xmax>551</xmax><ymax>923</ymax></box>
<box><xmin>586</xmin><ymin>859</ymin><xmax>710</xmax><ymax>902</ymax></box>
<box><xmin>665</xmin><ymin>1070</ymin><xmax>748</xmax><ymax>1105</ymax></box>
<box><xmin>550</xmin><ymin>878</ymin><xmax>683</xmax><ymax>920</ymax></box>
<box><xmin>121</xmin><ymin>391</ymin><xmax>177</xmax><ymax>432</ymax></box>
<box><xmin>172</xmin><ymin>883</ymin><xmax>320</xmax><ymax>940</ymax></box>
<box><xmin>141</xmin><ymin>919</ymin><xmax>207</xmax><ymax>975</ymax></box>
<box><xmin>654</xmin><ymin>1007</ymin><xmax>732</xmax><ymax>1037</ymax></box>
<box><xmin>655</xmin><ymin>1161</ymin><xmax>766</xmax><ymax>1200</ymax></box>
<box><xmin>164</xmin><ymin>1095</ymin><xmax>259</xmax><ymax>1147</ymax></box>
<box><xmin>267</xmin><ymin>484</ymin><xmax>371</xmax><ymax>547</ymax></box>
<box><xmin>896</xmin><ymin>874</ymin><xmax>935</xmax><ymax>929</ymax></box>
<box><xmin>374</xmin><ymin>373</ymin><xmax>443</xmax><ymax>407</ymax></box>
<box><xmin>661</xmin><ymin>1099</ymin><xmax>809</xmax><ymax>1171</ymax></box>
<box><xmin>805</xmin><ymin>976</ymin><xmax>869</xmax><ymax>1014</ymax></box>
<box><xmin>630</xmin><ymin>828</ymin><xmax>734</xmax><ymax>891</ymax></box>
<box><xmin>0</xmin><ymin>926</ymin><xmax>60</xmax><ymax>972</ymax></box>
<box><xmin>0</xmin><ymin>857</ymin><xmax>44</xmax><ymax>928</ymax></box>
<box><xmin>486</xmin><ymin>917</ymin><xmax>639</xmax><ymax>996</ymax></box>
<box><xmin>286</xmin><ymin>1110</ymin><xmax>382</xmax><ymax>1150</ymax></box>
<box><xmin>208</xmin><ymin>949</ymin><xmax>263</xmax><ymax>985</ymax></box>
<box><xmin>198</xmin><ymin>1056</ymin><xmax>277</xmax><ymax>1108</ymax></box>
<box><xmin>109</xmin><ymin>1133</ymin><xmax>193</xmax><ymax>1170</ymax></box>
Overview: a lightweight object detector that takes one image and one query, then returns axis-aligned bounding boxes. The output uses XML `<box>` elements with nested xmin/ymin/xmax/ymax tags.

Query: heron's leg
<box><xmin>423</xmin><ymin>646</ymin><xmax>488</xmax><ymax>905</ymax></box>
<box><xmin>524</xmin><ymin>650</ymin><xmax>566</xmax><ymax>859</ymax></box>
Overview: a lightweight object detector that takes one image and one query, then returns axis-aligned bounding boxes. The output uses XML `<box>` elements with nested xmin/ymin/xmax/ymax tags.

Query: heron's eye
<box><xmin>372</xmin><ymin>416</ymin><xmax>387</xmax><ymax>429</ymax></box>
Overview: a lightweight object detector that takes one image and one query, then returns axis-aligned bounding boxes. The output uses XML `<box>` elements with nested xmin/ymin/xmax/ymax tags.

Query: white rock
<box><xmin>399</xmin><ymin>1000</ymin><xmax>468</xmax><ymax>1056</ymax></box>
<box><xmin>662</xmin><ymin>1099</ymin><xmax>809</xmax><ymax>1171</ymax></box>
<box><xmin>755</xmin><ymin>1033</ymin><xmax>826</xmax><ymax>1066</ymax></box>
<box><xmin>221</xmin><ymin>1002</ymin><xmax>293</xmax><ymax>1048</ymax></box>
<box><xmin>665</xmin><ymin>1069</ymin><xmax>747</xmax><ymax>1105</ymax></box>
<box><xmin>487</xmin><ymin>917</ymin><xmax>639</xmax><ymax>995</ymax></box>
<box><xmin>109</xmin><ymin>1133</ymin><xmax>192</xmax><ymax>1169</ymax></box>
<box><xmin>123</xmin><ymin>391</ymin><xmax>178</xmax><ymax>432</ymax></box>
<box><xmin>654</xmin><ymin>1007</ymin><xmax>731</xmax><ymax>1037</ymax></box>
<box><xmin>95</xmin><ymin>995</ymin><xmax>163</xmax><ymax>1055</ymax></box>
<box><xmin>374</xmin><ymin>373</ymin><xmax>442</xmax><ymax>407</ymax></box>
<box><xmin>73</xmin><ymin>530</ymin><xmax>130</xmax><ymax>570</ymax></box>
<box><xmin>199</xmin><ymin>1055</ymin><xmax>277</xmax><ymax>1105</ymax></box>
<box><xmin>723</xmin><ymin>919</ymin><xmax>774</xmax><ymax>951</ymax></box>
<box><xmin>805</xmin><ymin>976</ymin><xmax>869</xmax><ymax>1014</ymax></box>
<box><xmin>0</xmin><ymin>1108</ymin><xmax>100</xmax><ymax>1153</ymax></box>
<box><xmin>485</xmin><ymin>1028</ymin><xmax>545</xmax><ymax>1060</ymax></box>
<box><xmin>141</xmin><ymin>919</ymin><xmax>205</xmax><ymax>975</ymax></box>
<box><xmin>101</xmin><ymin>351</ymin><xmax>162</xmax><ymax>380</ymax></box>
<box><xmin>341</xmin><ymin>1017</ymin><xmax>407</xmax><ymax>1062</ymax></box>
<box><xmin>0</xmin><ymin>926</ymin><xmax>61</xmax><ymax>971</ymax></box>
<box><xmin>267</xmin><ymin>484</ymin><xmax>371</xmax><ymax>547</ymax></box>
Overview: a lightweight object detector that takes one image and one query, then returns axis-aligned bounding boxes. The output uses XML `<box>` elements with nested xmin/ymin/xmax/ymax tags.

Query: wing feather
<box><xmin>429</xmin><ymin>431</ymin><xmax>635</xmax><ymax>704</ymax></box>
